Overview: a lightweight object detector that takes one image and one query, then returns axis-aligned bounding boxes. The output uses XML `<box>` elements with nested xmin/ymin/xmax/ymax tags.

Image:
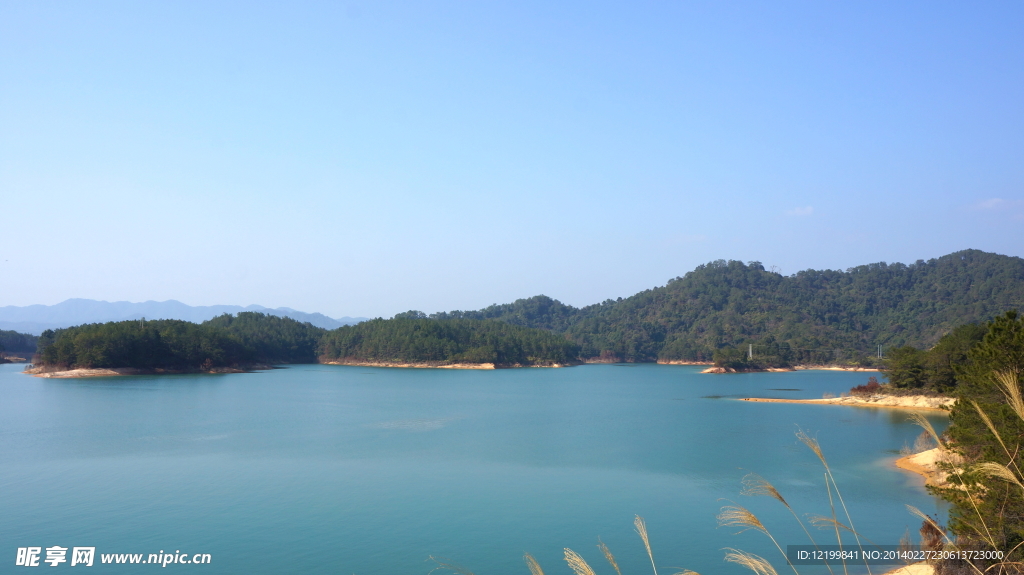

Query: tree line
<box><xmin>0</xmin><ymin>330</ymin><xmax>39</xmax><ymax>354</ymax></box>
<box><xmin>36</xmin><ymin>313</ymin><xmax>325</xmax><ymax>370</ymax></box>
<box><xmin>33</xmin><ymin>312</ymin><xmax>579</xmax><ymax>370</ymax></box>
<box><xmin>913</xmin><ymin>310</ymin><xmax>1024</xmax><ymax>571</ymax></box>
<box><xmin>318</xmin><ymin>316</ymin><xmax>579</xmax><ymax>366</ymax></box>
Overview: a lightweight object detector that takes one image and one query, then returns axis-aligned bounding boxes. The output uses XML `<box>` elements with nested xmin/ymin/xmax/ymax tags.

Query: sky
<box><xmin>1</xmin><ymin>1</ymin><xmax>1022</xmax><ymax>319</ymax></box>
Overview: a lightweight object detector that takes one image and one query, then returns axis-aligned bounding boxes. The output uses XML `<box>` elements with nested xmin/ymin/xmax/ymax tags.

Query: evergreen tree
<box><xmin>940</xmin><ymin>311</ymin><xmax>1024</xmax><ymax>557</ymax></box>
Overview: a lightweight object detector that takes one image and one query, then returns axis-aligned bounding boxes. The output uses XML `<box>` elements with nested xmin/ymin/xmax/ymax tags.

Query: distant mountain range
<box><xmin>0</xmin><ymin>299</ymin><xmax>367</xmax><ymax>334</ymax></box>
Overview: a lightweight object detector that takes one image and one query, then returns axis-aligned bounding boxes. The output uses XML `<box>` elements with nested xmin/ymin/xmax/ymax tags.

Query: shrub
<box><xmin>850</xmin><ymin>376</ymin><xmax>882</xmax><ymax>395</ymax></box>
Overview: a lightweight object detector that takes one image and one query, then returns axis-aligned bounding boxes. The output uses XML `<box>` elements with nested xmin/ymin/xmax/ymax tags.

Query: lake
<box><xmin>0</xmin><ymin>362</ymin><xmax>947</xmax><ymax>574</ymax></box>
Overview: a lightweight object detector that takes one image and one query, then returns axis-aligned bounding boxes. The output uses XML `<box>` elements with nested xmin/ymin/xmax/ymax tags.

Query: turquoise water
<box><xmin>0</xmin><ymin>362</ymin><xmax>946</xmax><ymax>574</ymax></box>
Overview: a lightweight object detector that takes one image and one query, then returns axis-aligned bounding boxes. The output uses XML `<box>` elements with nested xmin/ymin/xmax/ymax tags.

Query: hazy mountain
<box><xmin>0</xmin><ymin>299</ymin><xmax>367</xmax><ymax>334</ymax></box>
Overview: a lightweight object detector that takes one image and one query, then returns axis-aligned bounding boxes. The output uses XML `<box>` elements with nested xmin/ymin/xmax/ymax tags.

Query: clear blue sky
<box><xmin>2</xmin><ymin>1</ymin><xmax>1022</xmax><ymax>318</ymax></box>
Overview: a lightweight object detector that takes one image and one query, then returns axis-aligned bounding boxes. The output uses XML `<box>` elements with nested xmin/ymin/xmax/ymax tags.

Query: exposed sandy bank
<box><xmin>28</xmin><ymin>368</ymin><xmax>138</xmax><ymax>378</ymax></box>
<box><xmin>894</xmin><ymin>447</ymin><xmax>961</xmax><ymax>488</ymax></box>
<box><xmin>24</xmin><ymin>365</ymin><xmax>267</xmax><ymax>378</ymax></box>
<box><xmin>701</xmin><ymin>365</ymin><xmax>880</xmax><ymax>373</ymax></box>
<box><xmin>794</xmin><ymin>365</ymin><xmax>881</xmax><ymax>372</ymax></box>
<box><xmin>738</xmin><ymin>394</ymin><xmax>954</xmax><ymax>411</ymax></box>
<box><xmin>656</xmin><ymin>360</ymin><xmax>714</xmax><ymax>366</ymax></box>
<box><xmin>701</xmin><ymin>366</ymin><xmax>793</xmax><ymax>373</ymax></box>
<box><xmin>322</xmin><ymin>360</ymin><xmax>497</xmax><ymax>369</ymax></box>
<box><xmin>883</xmin><ymin>563</ymin><xmax>935</xmax><ymax>575</ymax></box>
<box><xmin>321</xmin><ymin>360</ymin><xmax>576</xmax><ymax>369</ymax></box>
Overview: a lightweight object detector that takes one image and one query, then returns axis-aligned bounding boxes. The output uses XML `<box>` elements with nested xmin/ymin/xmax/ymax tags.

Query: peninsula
<box><xmin>738</xmin><ymin>394</ymin><xmax>954</xmax><ymax>411</ymax></box>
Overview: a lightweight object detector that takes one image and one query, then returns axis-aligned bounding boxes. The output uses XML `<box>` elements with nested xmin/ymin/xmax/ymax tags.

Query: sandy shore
<box><xmin>883</xmin><ymin>563</ymin><xmax>935</xmax><ymax>575</ymax></box>
<box><xmin>322</xmin><ymin>360</ymin><xmax>497</xmax><ymax>369</ymax></box>
<box><xmin>656</xmin><ymin>360</ymin><xmax>714</xmax><ymax>366</ymax></box>
<box><xmin>703</xmin><ymin>365</ymin><xmax>881</xmax><ymax>373</ymax></box>
<box><xmin>794</xmin><ymin>365</ymin><xmax>882</xmax><ymax>372</ymax></box>
<box><xmin>322</xmin><ymin>359</ymin><xmax>580</xmax><ymax>369</ymax></box>
<box><xmin>738</xmin><ymin>394</ymin><xmax>955</xmax><ymax>411</ymax></box>
<box><xmin>24</xmin><ymin>360</ymin><xmax>573</xmax><ymax>376</ymax></box>
<box><xmin>894</xmin><ymin>447</ymin><xmax>958</xmax><ymax>488</ymax></box>
<box><xmin>24</xmin><ymin>366</ymin><xmax>266</xmax><ymax>378</ymax></box>
<box><xmin>27</xmin><ymin>368</ymin><xmax>141</xmax><ymax>378</ymax></box>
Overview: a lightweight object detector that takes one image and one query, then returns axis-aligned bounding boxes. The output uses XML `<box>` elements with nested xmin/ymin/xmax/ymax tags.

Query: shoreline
<box><xmin>24</xmin><ymin>360</ymin><xmax>578</xmax><ymax>377</ymax></box>
<box><xmin>23</xmin><ymin>365</ymin><xmax>274</xmax><ymax>378</ymax></box>
<box><xmin>321</xmin><ymin>360</ymin><xmax>497</xmax><ymax>370</ymax></box>
<box><xmin>702</xmin><ymin>365</ymin><xmax>881</xmax><ymax>373</ymax></box>
<box><xmin>21</xmin><ymin>360</ymin><xmax>886</xmax><ymax>376</ymax></box>
<box><xmin>319</xmin><ymin>360</ymin><xmax>576</xmax><ymax>369</ymax></box>
<box><xmin>893</xmin><ymin>447</ymin><xmax>958</xmax><ymax>488</ymax></box>
<box><xmin>883</xmin><ymin>564</ymin><xmax>935</xmax><ymax>575</ymax></box>
<box><xmin>737</xmin><ymin>394</ymin><xmax>954</xmax><ymax>411</ymax></box>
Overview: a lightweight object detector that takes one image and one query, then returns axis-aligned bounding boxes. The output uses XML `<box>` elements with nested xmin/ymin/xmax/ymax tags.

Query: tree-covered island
<box><xmin>28</xmin><ymin>312</ymin><xmax>579</xmax><ymax>373</ymax></box>
<box><xmin>318</xmin><ymin>315</ymin><xmax>580</xmax><ymax>367</ymax></box>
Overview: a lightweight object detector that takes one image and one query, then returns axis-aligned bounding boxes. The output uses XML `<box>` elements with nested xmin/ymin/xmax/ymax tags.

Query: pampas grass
<box><xmin>597</xmin><ymin>538</ymin><xmax>622</xmax><ymax>575</ymax></box>
<box><xmin>635</xmin><ymin>514</ymin><xmax>658</xmax><ymax>575</ymax></box>
<box><xmin>723</xmin><ymin>548</ymin><xmax>780</xmax><ymax>575</ymax></box>
<box><xmin>975</xmin><ymin>462</ymin><xmax>1024</xmax><ymax>490</ymax></box>
<box><xmin>523</xmin><ymin>553</ymin><xmax>544</xmax><ymax>575</ymax></box>
<box><xmin>907</xmin><ymin>412</ymin><xmax>944</xmax><ymax>449</ymax></box>
<box><xmin>719</xmin><ymin>505</ymin><xmax>800</xmax><ymax>575</ymax></box>
<box><xmin>994</xmin><ymin>370</ymin><xmax>1024</xmax><ymax>423</ymax></box>
<box><xmin>798</xmin><ymin>429</ymin><xmax>871</xmax><ymax>575</ymax></box>
<box><xmin>718</xmin><ymin>505</ymin><xmax>768</xmax><ymax>534</ymax></box>
<box><xmin>908</xmin><ymin>410</ymin><xmax>997</xmax><ymax>553</ymax></box>
<box><xmin>741</xmin><ymin>473</ymin><xmax>789</xmax><ymax>508</ymax></box>
<box><xmin>742</xmin><ymin>473</ymin><xmax>835</xmax><ymax>575</ymax></box>
<box><xmin>563</xmin><ymin>548</ymin><xmax>597</xmax><ymax>575</ymax></box>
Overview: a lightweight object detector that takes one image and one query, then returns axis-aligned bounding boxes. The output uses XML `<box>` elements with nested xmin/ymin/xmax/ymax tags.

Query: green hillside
<box><xmin>36</xmin><ymin>312</ymin><xmax>325</xmax><ymax>370</ymax></box>
<box><xmin>318</xmin><ymin>316</ymin><xmax>579</xmax><ymax>366</ymax></box>
<box><xmin>32</xmin><ymin>249</ymin><xmax>1024</xmax><ymax>370</ymax></box>
<box><xmin>0</xmin><ymin>330</ymin><xmax>38</xmax><ymax>354</ymax></box>
<box><xmin>34</xmin><ymin>313</ymin><xmax>577</xmax><ymax>370</ymax></box>
<box><xmin>435</xmin><ymin>249</ymin><xmax>1024</xmax><ymax>364</ymax></box>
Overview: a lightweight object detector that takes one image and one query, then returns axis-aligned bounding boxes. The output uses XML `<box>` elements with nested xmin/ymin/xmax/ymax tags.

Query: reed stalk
<box><xmin>564</xmin><ymin>548</ymin><xmax>597</xmax><ymax>575</ymax></box>
<box><xmin>523</xmin><ymin>553</ymin><xmax>544</xmax><ymax>575</ymax></box>
<box><xmin>741</xmin><ymin>473</ymin><xmax>836</xmax><ymax>575</ymax></box>
<box><xmin>908</xmin><ymin>411</ymin><xmax>999</xmax><ymax>549</ymax></box>
<box><xmin>635</xmin><ymin>515</ymin><xmax>658</xmax><ymax>575</ymax></box>
<box><xmin>718</xmin><ymin>505</ymin><xmax>799</xmax><ymax>575</ymax></box>
<box><xmin>723</xmin><ymin>548</ymin><xmax>779</xmax><ymax>575</ymax></box>
<box><xmin>798</xmin><ymin>429</ymin><xmax>871</xmax><ymax>575</ymax></box>
<box><xmin>597</xmin><ymin>538</ymin><xmax>622</xmax><ymax>575</ymax></box>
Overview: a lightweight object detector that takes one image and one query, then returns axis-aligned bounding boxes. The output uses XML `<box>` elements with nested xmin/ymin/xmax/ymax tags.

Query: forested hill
<box><xmin>0</xmin><ymin>330</ymin><xmax>38</xmax><ymax>354</ymax></box>
<box><xmin>34</xmin><ymin>313</ymin><xmax>578</xmax><ymax>370</ymax></box>
<box><xmin>37</xmin><ymin>313</ymin><xmax>327</xmax><ymax>370</ymax></box>
<box><xmin>432</xmin><ymin>249</ymin><xmax>1024</xmax><ymax>364</ymax></box>
<box><xmin>318</xmin><ymin>317</ymin><xmax>579</xmax><ymax>367</ymax></box>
